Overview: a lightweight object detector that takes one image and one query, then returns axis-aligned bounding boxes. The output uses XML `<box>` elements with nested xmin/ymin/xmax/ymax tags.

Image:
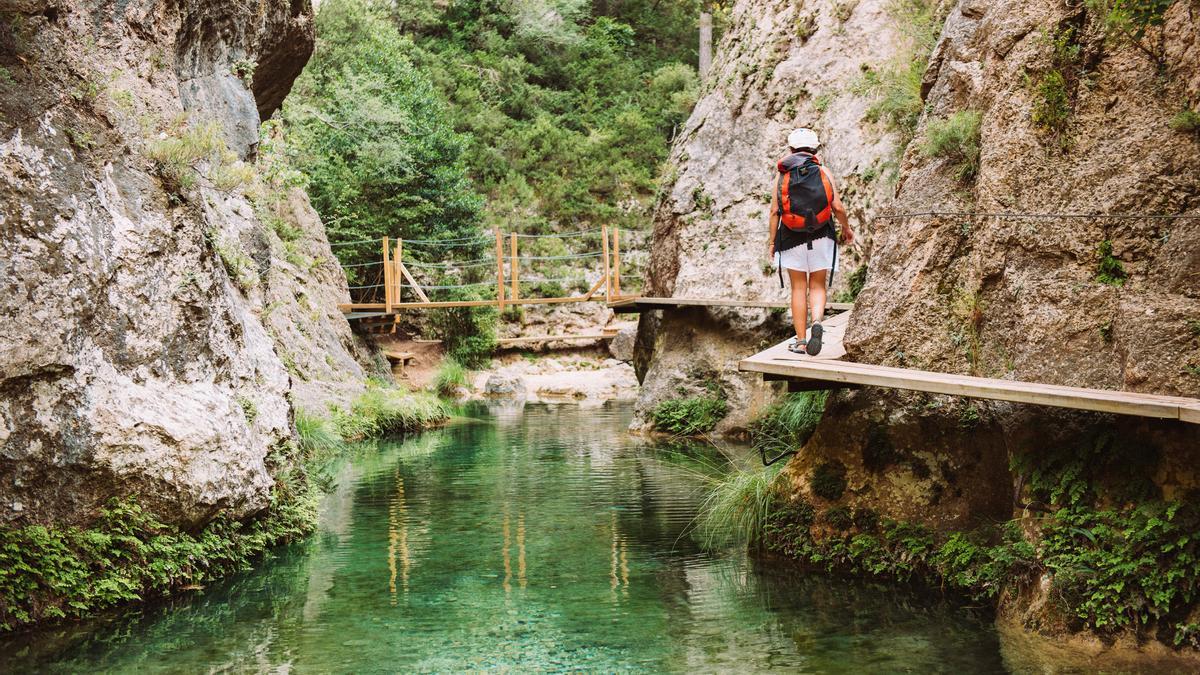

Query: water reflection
<box><xmin>1</xmin><ymin>402</ymin><xmax>1013</xmax><ymax>673</ymax></box>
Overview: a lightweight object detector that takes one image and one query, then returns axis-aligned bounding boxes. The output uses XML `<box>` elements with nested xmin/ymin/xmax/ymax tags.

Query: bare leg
<box><xmin>787</xmin><ymin>268</ymin><xmax>808</xmax><ymax>343</ymax></box>
<box><xmin>808</xmin><ymin>269</ymin><xmax>828</xmax><ymax>324</ymax></box>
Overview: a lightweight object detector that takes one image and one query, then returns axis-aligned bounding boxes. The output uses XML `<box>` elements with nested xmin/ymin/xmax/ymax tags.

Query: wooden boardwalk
<box><xmin>609</xmin><ymin>297</ymin><xmax>854</xmax><ymax>314</ymax></box>
<box><xmin>739</xmin><ymin>311</ymin><xmax>1200</xmax><ymax>423</ymax></box>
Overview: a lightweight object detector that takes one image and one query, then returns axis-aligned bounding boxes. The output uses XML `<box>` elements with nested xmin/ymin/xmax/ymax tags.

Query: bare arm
<box><xmin>767</xmin><ymin>175</ymin><xmax>780</xmax><ymax>257</ymax></box>
<box><xmin>824</xmin><ymin>168</ymin><xmax>855</xmax><ymax>245</ymax></box>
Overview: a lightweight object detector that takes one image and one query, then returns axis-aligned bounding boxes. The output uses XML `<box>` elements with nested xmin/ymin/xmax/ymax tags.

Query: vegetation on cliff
<box><xmin>0</xmin><ymin>387</ymin><xmax>447</xmax><ymax>633</ymax></box>
<box><xmin>760</xmin><ymin>431</ymin><xmax>1200</xmax><ymax>647</ymax></box>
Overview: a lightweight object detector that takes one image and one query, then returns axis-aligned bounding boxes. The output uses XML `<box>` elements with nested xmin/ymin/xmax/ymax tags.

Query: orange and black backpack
<box><xmin>777</xmin><ymin>152</ymin><xmax>834</xmax><ymax>233</ymax></box>
<box><xmin>773</xmin><ymin>152</ymin><xmax>838</xmax><ymax>288</ymax></box>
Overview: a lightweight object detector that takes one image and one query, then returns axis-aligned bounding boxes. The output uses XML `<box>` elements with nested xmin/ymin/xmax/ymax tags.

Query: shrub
<box><xmin>1030</xmin><ymin>27</ymin><xmax>1081</xmax><ymax>141</ymax></box>
<box><xmin>432</xmin><ymin>358</ymin><xmax>468</xmax><ymax>398</ymax></box>
<box><xmin>697</xmin><ymin>462</ymin><xmax>783</xmax><ymax>549</ymax></box>
<box><xmin>651</xmin><ymin>396</ymin><xmax>728</xmax><ymax>435</ymax></box>
<box><xmin>834</xmin><ymin>264</ymin><xmax>868</xmax><ymax>303</ymax></box>
<box><xmin>1169</xmin><ymin>109</ymin><xmax>1200</xmax><ymax>134</ymax></box>
<box><xmin>923</xmin><ymin>110</ymin><xmax>982</xmax><ymax>181</ymax></box>
<box><xmin>1096</xmin><ymin>239</ymin><xmax>1128</xmax><ymax>286</ymax></box>
<box><xmin>426</xmin><ymin>289</ymin><xmax>498</xmax><ymax>369</ymax></box>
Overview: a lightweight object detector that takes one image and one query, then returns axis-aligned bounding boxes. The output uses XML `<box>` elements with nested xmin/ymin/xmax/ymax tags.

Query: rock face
<box><xmin>642</xmin><ymin>0</ymin><xmax>1200</xmax><ymax>650</ymax></box>
<box><xmin>632</xmin><ymin>0</ymin><xmax>908</xmax><ymax>434</ymax></box>
<box><xmin>0</xmin><ymin>0</ymin><xmax>372</xmax><ymax>527</ymax></box>
<box><xmin>784</xmin><ymin>0</ymin><xmax>1200</xmax><ymax>528</ymax></box>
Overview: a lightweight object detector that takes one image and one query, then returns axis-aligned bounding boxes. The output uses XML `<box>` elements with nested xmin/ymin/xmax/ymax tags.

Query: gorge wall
<box><xmin>640</xmin><ymin>0</ymin><xmax>1200</xmax><ymax>653</ymax></box>
<box><xmin>632</xmin><ymin>0</ymin><xmax>909</xmax><ymax>433</ymax></box>
<box><xmin>0</xmin><ymin>0</ymin><xmax>375</xmax><ymax>529</ymax></box>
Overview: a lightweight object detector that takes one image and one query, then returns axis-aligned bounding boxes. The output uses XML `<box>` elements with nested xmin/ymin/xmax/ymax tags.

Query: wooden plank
<box><xmin>510</xmin><ymin>232</ymin><xmax>519</xmax><ymax>302</ymax></box>
<box><xmin>608</xmin><ymin>297</ymin><xmax>853</xmax><ymax>313</ymax></box>
<box><xmin>601</xmin><ymin>224</ymin><xmax>611</xmax><ymax>304</ymax></box>
<box><xmin>398</xmin><ymin>263</ymin><xmax>430</xmax><ymax>303</ymax></box>
<box><xmin>340</xmin><ymin>296</ymin><xmax>615</xmax><ymax>312</ymax></box>
<box><xmin>612</xmin><ymin>227</ymin><xmax>621</xmax><ymax>298</ymax></box>
<box><xmin>581</xmin><ymin>275</ymin><xmax>606</xmax><ymax>302</ymax></box>
<box><xmin>382</xmin><ymin>236</ymin><xmax>393</xmax><ymax>314</ymax></box>
<box><xmin>738</xmin><ymin>343</ymin><xmax>1200</xmax><ymax>422</ymax></box>
<box><xmin>497</xmin><ymin>333</ymin><xmax>616</xmax><ymax>345</ymax></box>
<box><xmin>494</xmin><ymin>228</ymin><xmax>505</xmax><ymax>312</ymax></box>
<box><xmin>1181</xmin><ymin>404</ymin><xmax>1200</xmax><ymax>425</ymax></box>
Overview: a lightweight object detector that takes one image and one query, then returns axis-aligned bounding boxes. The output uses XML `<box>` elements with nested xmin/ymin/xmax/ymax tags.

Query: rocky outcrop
<box><xmin>632</xmin><ymin>0</ymin><xmax>908</xmax><ymax>434</ymax></box>
<box><xmin>784</xmin><ymin>0</ymin><xmax>1200</xmax><ymax>531</ymax></box>
<box><xmin>0</xmin><ymin>0</ymin><xmax>371</xmax><ymax>527</ymax></box>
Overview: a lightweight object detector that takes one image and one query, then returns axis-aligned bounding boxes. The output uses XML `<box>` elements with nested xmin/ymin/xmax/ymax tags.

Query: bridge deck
<box><xmin>739</xmin><ymin>311</ymin><xmax>1200</xmax><ymax>423</ymax></box>
<box><xmin>609</xmin><ymin>297</ymin><xmax>854</xmax><ymax>313</ymax></box>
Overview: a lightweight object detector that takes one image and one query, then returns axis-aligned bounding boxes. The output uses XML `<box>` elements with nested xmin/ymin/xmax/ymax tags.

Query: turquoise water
<box><xmin>1</xmin><ymin>402</ymin><xmax>1009</xmax><ymax>673</ymax></box>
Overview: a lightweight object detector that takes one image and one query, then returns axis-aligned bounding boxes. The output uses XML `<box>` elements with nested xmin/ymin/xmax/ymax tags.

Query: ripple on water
<box><xmin>0</xmin><ymin>401</ymin><xmax>1011</xmax><ymax>673</ymax></box>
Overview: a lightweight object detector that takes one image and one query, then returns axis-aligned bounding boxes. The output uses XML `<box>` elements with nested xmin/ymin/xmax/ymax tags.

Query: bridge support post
<box><xmin>382</xmin><ymin>236</ymin><xmax>393</xmax><ymax>314</ymax></box>
<box><xmin>494</xmin><ymin>227</ymin><xmax>506</xmax><ymax>311</ymax></box>
<box><xmin>612</xmin><ymin>227</ymin><xmax>621</xmax><ymax>299</ymax></box>
<box><xmin>510</xmin><ymin>232</ymin><xmax>519</xmax><ymax>302</ymax></box>
<box><xmin>601</xmin><ymin>224</ymin><xmax>611</xmax><ymax>303</ymax></box>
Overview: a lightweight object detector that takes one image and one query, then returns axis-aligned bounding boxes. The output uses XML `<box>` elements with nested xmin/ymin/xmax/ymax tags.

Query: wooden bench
<box><xmin>382</xmin><ymin>350</ymin><xmax>417</xmax><ymax>377</ymax></box>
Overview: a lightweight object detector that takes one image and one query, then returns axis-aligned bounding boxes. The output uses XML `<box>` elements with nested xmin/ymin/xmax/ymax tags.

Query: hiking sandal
<box><xmin>787</xmin><ymin>337</ymin><xmax>807</xmax><ymax>354</ymax></box>
<box><xmin>806</xmin><ymin>322</ymin><xmax>823</xmax><ymax>356</ymax></box>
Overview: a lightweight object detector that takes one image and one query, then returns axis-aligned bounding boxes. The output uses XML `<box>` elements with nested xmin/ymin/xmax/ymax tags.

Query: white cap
<box><xmin>787</xmin><ymin>128</ymin><xmax>820</xmax><ymax>150</ymax></box>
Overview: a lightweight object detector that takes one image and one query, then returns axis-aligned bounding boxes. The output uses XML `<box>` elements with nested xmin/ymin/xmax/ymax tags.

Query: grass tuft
<box><xmin>697</xmin><ymin>463</ymin><xmax>783</xmax><ymax>549</ymax></box>
<box><xmin>923</xmin><ymin>110</ymin><xmax>982</xmax><ymax>182</ymax></box>
<box><xmin>432</xmin><ymin>358</ymin><xmax>469</xmax><ymax>398</ymax></box>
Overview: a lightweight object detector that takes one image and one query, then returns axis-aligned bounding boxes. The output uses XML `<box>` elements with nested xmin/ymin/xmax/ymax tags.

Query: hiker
<box><xmin>767</xmin><ymin>128</ymin><xmax>855</xmax><ymax>356</ymax></box>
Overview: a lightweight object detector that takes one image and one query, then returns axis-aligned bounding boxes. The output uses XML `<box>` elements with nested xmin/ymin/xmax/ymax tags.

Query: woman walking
<box><xmin>766</xmin><ymin>128</ymin><xmax>855</xmax><ymax>355</ymax></box>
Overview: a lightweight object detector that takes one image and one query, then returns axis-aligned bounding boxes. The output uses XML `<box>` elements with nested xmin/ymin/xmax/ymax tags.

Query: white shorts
<box><xmin>777</xmin><ymin>237</ymin><xmax>837</xmax><ymax>273</ymax></box>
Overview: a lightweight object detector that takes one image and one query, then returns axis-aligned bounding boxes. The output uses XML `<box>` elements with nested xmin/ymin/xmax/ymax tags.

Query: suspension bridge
<box><xmin>328</xmin><ymin>212</ymin><xmax>1200</xmax><ymax>424</ymax></box>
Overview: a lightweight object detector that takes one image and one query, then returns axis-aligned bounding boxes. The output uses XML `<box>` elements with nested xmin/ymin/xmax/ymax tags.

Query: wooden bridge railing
<box><xmin>342</xmin><ymin>227</ymin><xmax>629</xmax><ymax>314</ymax></box>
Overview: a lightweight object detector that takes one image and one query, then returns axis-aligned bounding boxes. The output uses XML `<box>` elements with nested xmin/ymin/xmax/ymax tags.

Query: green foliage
<box><xmin>810</xmin><ymin>460</ymin><xmax>847</xmax><ymax>501</ymax></box>
<box><xmin>294</xmin><ymin>409</ymin><xmax>345</xmax><ymax>458</ymax></box>
<box><xmin>922</xmin><ymin>110</ymin><xmax>982</xmax><ymax>182</ymax></box>
<box><xmin>764</xmin><ymin>430</ymin><xmax>1200</xmax><ymax>641</ymax></box>
<box><xmin>334</xmin><ymin>386</ymin><xmax>449</xmax><ymax>441</ymax></box>
<box><xmin>231</xmin><ymin>58</ymin><xmax>256</xmax><ymax>84</ymax></box>
<box><xmin>389</xmin><ymin>0</ymin><xmax>699</xmax><ymax>236</ymax></box>
<box><xmin>750</xmin><ymin>391</ymin><xmax>828</xmax><ymax>459</ymax></box>
<box><xmin>282</xmin><ymin>0</ymin><xmax>486</xmax><ymax>269</ymax></box>
<box><xmin>1095</xmin><ymin>239</ymin><xmax>1128</xmax><ymax>286</ymax></box>
<box><xmin>858</xmin><ymin>0</ymin><xmax>950</xmax><ymax>146</ymax></box>
<box><xmin>1169</xmin><ymin>109</ymin><xmax>1200</xmax><ymax>134</ymax></box>
<box><xmin>426</xmin><ymin>289</ymin><xmax>498</xmax><ymax>368</ymax></box>
<box><xmin>432</xmin><ymin>358</ymin><xmax>469</xmax><ymax>398</ymax></box>
<box><xmin>1086</xmin><ymin>0</ymin><xmax>1172</xmax><ymax>62</ymax></box>
<box><xmin>697</xmin><ymin>463</ymin><xmax>783</xmax><ymax>549</ymax></box>
<box><xmin>651</xmin><ymin>396</ymin><xmax>728</xmax><ymax>436</ymax></box>
<box><xmin>147</xmin><ymin>118</ymin><xmax>255</xmax><ymax>198</ymax></box>
<box><xmin>834</xmin><ymin>264</ymin><xmax>868</xmax><ymax>303</ymax></box>
<box><xmin>1030</xmin><ymin>26</ymin><xmax>1082</xmax><ymax>141</ymax></box>
<box><xmin>236</xmin><ymin>396</ymin><xmax>258</xmax><ymax>423</ymax></box>
<box><xmin>0</xmin><ymin>493</ymin><xmax>317</xmax><ymax>632</ymax></box>
<box><xmin>210</xmin><ymin>233</ymin><xmax>259</xmax><ymax>291</ymax></box>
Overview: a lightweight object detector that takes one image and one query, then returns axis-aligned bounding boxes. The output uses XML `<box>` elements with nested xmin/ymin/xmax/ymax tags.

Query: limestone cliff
<box><xmin>644</xmin><ymin>0</ymin><xmax>1200</xmax><ymax>653</ymax></box>
<box><xmin>0</xmin><ymin>0</ymin><xmax>374</xmax><ymax>528</ymax></box>
<box><xmin>633</xmin><ymin>0</ymin><xmax>909</xmax><ymax>433</ymax></box>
